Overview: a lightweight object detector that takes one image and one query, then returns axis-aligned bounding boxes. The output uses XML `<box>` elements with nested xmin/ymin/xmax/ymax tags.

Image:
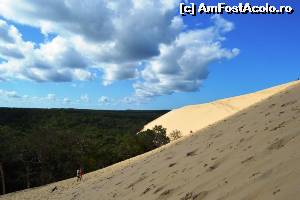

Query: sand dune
<box><xmin>2</xmin><ymin>80</ymin><xmax>300</xmax><ymax>200</ymax></box>
<box><xmin>143</xmin><ymin>81</ymin><xmax>299</xmax><ymax>136</ymax></box>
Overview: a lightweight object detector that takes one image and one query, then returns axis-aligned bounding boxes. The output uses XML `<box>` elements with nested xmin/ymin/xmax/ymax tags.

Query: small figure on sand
<box><xmin>76</xmin><ymin>167</ymin><xmax>84</xmax><ymax>182</ymax></box>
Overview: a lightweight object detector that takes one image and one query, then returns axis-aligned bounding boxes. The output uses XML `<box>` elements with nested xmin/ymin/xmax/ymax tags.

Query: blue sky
<box><xmin>0</xmin><ymin>0</ymin><xmax>299</xmax><ymax>110</ymax></box>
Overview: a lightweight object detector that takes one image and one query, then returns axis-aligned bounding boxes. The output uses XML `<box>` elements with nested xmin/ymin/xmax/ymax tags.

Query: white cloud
<box><xmin>0</xmin><ymin>20</ymin><xmax>21</xmax><ymax>44</ymax></box>
<box><xmin>0</xmin><ymin>90</ymin><xmax>81</xmax><ymax>107</ymax></box>
<box><xmin>0</xmin><ymin>0</ymin><xmax>114</xmax><ymax>41</ymax></box>
<box><xmin>0</xmin><ymin>0</ymin><xmax>182</xmax><ymax>83</ymax></box>
<box><xmin>46</xmin><ymin>93</ymin><xmax>56</xmax><ymax>101</ymax></box>
<box><xmin>80</xmin><ymin>94</ymin><xmax>89</xmax><ymax>102</ymax></box>
<box><xmin>134</xmin><ymin>15</ymin><xmax>239</xmax><ymax>99</ymax></box>
<box><xmin>0</xmin><ymin>0</ymin><xmax>239</xmax><ymax>100</ymax></box>
<box><xmin>0</xmin><ymin>89</ymin><xmax>21</xmax><ymax>98</ymax></box>
<box><xmin>121</xmin><ymin>96</ymin><xmax>140</xmax><ymax>105</ymax></box>
<box><xmin>63</xmin><ymin>97</ymin><xmax>71</xmax><ymax>104</ymax></box>
<box><xmin>98</xmin><ymin>96</ymin><xmax>110</xmax><ymax>104</ymax></box>
<box><xmin>0</xmin><ymin>20</ymin><xmax>93</xmax><ymax>82</ymax></box>
<box><xmin>101</xmin><ymin>63</ymin><xmax>139</xmax><ymax>86</ymax></box>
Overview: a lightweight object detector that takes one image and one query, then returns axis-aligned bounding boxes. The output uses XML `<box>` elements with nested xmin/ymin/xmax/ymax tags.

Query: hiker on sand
<box><xmin>76</xmin><ymin>169</ymin><xmax>81</xmax><ymax>182</ymax></box>
<box><xmin>80</xmin><ymin>167</ymin><xmax>84</xmax><ymax>181</ymax></box>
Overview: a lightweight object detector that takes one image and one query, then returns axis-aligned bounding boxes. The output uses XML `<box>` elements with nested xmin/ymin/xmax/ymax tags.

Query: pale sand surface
<box><xmin>143</xmin><ymin>81</ymin><xmax>299</xmax><ymax>136</ymax></box>
<box><xmin>2</xmin><ymin>80</ymin><xmax>300</xmax><ymax>200</ymax></box>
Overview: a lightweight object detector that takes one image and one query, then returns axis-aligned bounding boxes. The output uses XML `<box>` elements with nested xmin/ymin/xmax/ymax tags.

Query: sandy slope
<box><xmin>2</xmin><ymin>80</ymin><xmax>300</xmax><ymax>200</ymax></box>
<box><xmin>143</xmin><ymin>81</ymin><xmax>299</xmax><ymax>136</ymax></box>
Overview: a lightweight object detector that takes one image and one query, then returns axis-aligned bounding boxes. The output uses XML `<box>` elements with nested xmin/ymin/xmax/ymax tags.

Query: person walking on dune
<box><xmin>76</xmin><ymin>168</ymin><xmax>83</xmax><ymax>182</ymax></box>
<box><xmin>76</xmin><ymin>167</ymin><xmax>84</xmax><ymax>181</ymax></box>
<box><xmin>80</xmin><ymin>167</ymin><xmax>84</xmax><ymax>181</ymax></box>
<box><xmin>76</xmin><ymin>168</ymin><xmax>81</xmax><ymax>182</ymax></box>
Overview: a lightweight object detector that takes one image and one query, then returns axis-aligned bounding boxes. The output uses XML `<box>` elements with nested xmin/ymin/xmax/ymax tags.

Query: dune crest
<box><xmin>2</xmin><ymin>80</ymin><xmax>300</xmax><ymax>200</ymax></box>
<box><xmin>143</xmin><ymin>81</ymin><xmax>300</xmax><ymax>136</ymax></box>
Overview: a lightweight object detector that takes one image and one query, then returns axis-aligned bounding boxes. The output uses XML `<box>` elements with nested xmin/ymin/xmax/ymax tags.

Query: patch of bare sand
<box><xmin>143</xmin><ymin>81</ymin><xmax>299</xmax><ymax>136</ymax></box>
<box><xmin>2</xmin><ymin>80</ymin><xmax>300</xmax><ymax>200</ymax></box>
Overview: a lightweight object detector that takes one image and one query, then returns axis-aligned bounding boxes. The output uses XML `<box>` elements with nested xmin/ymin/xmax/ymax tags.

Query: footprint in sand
<box><xmin>153</xmin><ymin>186</ymin><xmax>165</xmax><ymax>194</ymax></box>
<box><xmin>267</xmin><ymin>135</ymin><xmax>295</xmax><ymax>150</ymax></box>
<box><xmin>126</xmin><ymin>176</ymin><xmax>147</xmax><ymax>189</ymax></box>
<box><xmin>141</xmin><ymin>187</ymin><xmax>151</xmax><ymax>195</ymax></box>
<box><xmin>270</xmin><ymin>121</ymin><xmax>286</xmax><ymax>131</ymax></box>
<box><xmin>279</xmin><ymin>111</ymin><xmax>285</xmax><ymax>115</ymax></box>
<box><xmin>238</xmin><ymin>125</ymin><xmax>245</xmax><ymax>132</ymax></box>
<box><xmin>281</xmin><ymin>100</ymin><xmax>297</xmax><ymax>107</ymax></box>
<box><xmin>186</xmin><ymin>149</ymin><xmax>198</xmax><ymax>157</ymax></box>
<box><xmin>115</xmin><ymin>181</ymin><xmax>122</xmax><ymax>186</ymax></box>
<box><xmin>241</xmin><ymin>156</ymin><xmax>254</xmax><ymax>164</ymax></box>
<box><xmin>169</xmin><ymin>163</ymin><xmax>177</xmax><ymax>167</ymax></box>
<box><xmin>141</xmin><ymin>184</ymin><xmax>155</xmax><ymax>196</ymax></box>
<box><xmin>273</xmin><ymin>188</ymin><xmax>281</xmax><ymax>195</ymax></box>
<box><xmin>181</xmin><ymin>191</ymin><xmax>208</xmax><ymax>200</ymax></box>
<box><xmin>211</xmin><ymin>157</ymin><xmax>217</xmax><ymax>161</ymax></box>
<box><xmin>159</xmin><ymin>188</ymin><xmax>175</xmax><ymax>199</ymax></box>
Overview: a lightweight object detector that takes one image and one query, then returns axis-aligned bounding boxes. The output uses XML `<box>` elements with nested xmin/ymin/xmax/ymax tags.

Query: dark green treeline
<box><xmin>0</xmin><ymin>108</ymin><xmax>169</xmax><ymax>194</ymax></box>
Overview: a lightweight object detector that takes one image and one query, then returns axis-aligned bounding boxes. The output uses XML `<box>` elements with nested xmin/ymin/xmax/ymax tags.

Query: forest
<box><xmin>0</xmin><ymin>108</ymin><xmax>169</xmax><ymax>194</ymax></box>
